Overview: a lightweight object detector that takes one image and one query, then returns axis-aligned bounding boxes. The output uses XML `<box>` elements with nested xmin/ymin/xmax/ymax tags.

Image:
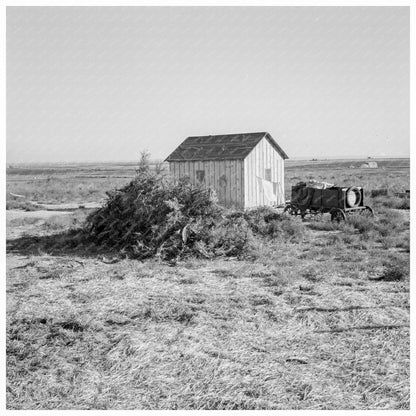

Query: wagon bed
<box><xmin>284</xmin><ymin>182</ymin><xmax>374</xmax><ymax>221</ymax></box>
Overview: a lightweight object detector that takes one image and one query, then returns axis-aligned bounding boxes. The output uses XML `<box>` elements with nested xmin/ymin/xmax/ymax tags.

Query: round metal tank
<box><xmin>346</xmin><ymin>187</ymin><xmax>362</xmax><ymax>208</ymax></box>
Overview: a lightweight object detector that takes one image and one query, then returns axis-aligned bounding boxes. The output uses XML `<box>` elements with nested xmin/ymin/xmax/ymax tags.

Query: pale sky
<box><xmin>7</xmin><ymin>6</ymin><xmax>409</xmax><ymax>163</ymax></box>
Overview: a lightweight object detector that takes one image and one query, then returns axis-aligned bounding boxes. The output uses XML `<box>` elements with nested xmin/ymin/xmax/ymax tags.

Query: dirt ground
<box><xmin>6</xmin><ymin>160</ymin><xmax>410</xmax><ymax>410</ymax></box>
<box><xmin>6</xmin><ymin>208</ymin><xmax>410</xmax><ymax>409</ymax></box>
<box><xmin>6</xmin><ymin>210</ymin><xmax>74</xmax><ymax>240</ymax></box>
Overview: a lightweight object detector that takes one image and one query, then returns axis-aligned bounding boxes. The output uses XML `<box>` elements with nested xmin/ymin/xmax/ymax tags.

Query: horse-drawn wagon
<box><xmin>284</xmin><ymin>181</ymin><xmax>374</xmax><ymax>221</ymax></box>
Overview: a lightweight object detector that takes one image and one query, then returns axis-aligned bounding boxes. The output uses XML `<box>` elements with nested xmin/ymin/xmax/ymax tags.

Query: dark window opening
<box><xmin>196</xmin><ymin>170</ymin><xmax>205</xmax><ymax>183</ymax></box>
<box><xmin>265</xmin><ymin>168</ymin><xmax>272</xmax><ymax>182</ymax></box>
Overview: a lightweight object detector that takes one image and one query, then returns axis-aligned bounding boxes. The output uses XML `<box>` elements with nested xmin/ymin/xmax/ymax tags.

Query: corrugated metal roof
<box><xmin>165</xmin><ymin>132</ymin><xmax>288</xmax><ymax>161</ymax></box>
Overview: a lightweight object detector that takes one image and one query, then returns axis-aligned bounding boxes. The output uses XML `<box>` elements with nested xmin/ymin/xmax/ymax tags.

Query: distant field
<box><xmin>6</xmin><ymin>158</ymin><xmax>410</xmax><ymax>205</ymax></box>
<box><xmin>284</xmin><ymin>158</ymin><xmax>409</xmax><ymax>200</ymax></box>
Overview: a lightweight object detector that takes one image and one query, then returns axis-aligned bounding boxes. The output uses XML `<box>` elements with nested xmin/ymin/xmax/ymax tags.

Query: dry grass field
<box><xmin>6</xmin><ymin>158</ymin><xmax>410</xmax><ymax>410</ymax></box>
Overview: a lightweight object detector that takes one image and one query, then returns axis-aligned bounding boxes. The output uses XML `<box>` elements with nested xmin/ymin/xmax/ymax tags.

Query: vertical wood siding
<box><xmin>169</xmin><ymin>159</ymin><xmax>244</xmax><ymax>209</ymax></box>
<box><xmin>243</xmin><ymin>138</ymin><xmax>285</xmax><ymax>208</ymax></box>
<box><xmin>169</xmin><ymin>138</ymin><xmax>285</xmax><ymax>209</ymax></box>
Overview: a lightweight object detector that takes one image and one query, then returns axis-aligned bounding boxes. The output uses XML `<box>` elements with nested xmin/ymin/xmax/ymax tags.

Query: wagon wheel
<box><xmin>284</xmin><ymin>204</ymin><xmax>298</xmax><ymax>216</ymax></box>
<box><xmin>331</xmin><ymin>208</ymin><xmax>346</xmax><ymax>222</ymax></box>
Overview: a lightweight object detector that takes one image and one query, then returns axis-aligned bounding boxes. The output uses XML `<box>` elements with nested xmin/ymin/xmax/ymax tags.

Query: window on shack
<box><xmin>196</xmin><ymin>170</ymin><xmax>205</xmax><ymax>183</ymax></box>
<box><xmin>265</xmin><ymin>168</ymin><xmax>272</xmax><ymax>182</ymax></box>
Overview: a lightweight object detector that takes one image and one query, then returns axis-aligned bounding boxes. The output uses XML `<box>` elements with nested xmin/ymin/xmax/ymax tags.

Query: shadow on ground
<box><xmin>6</xmin><ymin>230</ymin><xmax>113</xmax><ymax>259</ymax></box>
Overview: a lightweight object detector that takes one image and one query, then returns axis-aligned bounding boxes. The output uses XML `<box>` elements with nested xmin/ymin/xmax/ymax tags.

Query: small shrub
<box><xmin>379</xmin><ymin>264</ymin><xmax>407</xmax><ymax>281</ymax></box>
<box><xmin>396</xmin><ymin>198</ymin><xmax>410</xmax><ymax>210</ymax></box>
<box><xmin>370</xmin><ymin>189</ymin><xmax>389</xmax><ymax>197</ymax></box>
<box><xmin>243</xmin><ymin>206</ymin><xmax>284</xmax><ymax>237</ymax></box>
<box><xmin>200</xmin><ymin>217</ymin><xmax>257</xmax><ymax>258</ymax></box>
<box><xmin>279</xmin><ymin>218</ymin><xmax>310</xmax><ymax>242</ymax></box>
<box><xmin>238</xmin><ymin>207</ymin><xmax>309</xmax><ymax>242</ymax></box>
<box><xmin>347</xmin><ymin>215</ymin><xmax>375</xmax><ymax>234</ymax></box>
<box><xmin>374</xmin><ymin>210</ymin><xmax>404</xmax><ymax>237</ymax></box>
<box><xmin>373</xmin><ymin>255</ymin><xmax>409</xmax><ymax>281</ymax></box>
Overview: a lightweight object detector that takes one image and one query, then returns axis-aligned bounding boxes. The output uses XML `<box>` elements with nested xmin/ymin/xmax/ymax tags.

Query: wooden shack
<box><xmin>165</xmin><ymin>132</ymin><xmax>288</xmax><ymax>209</ymax></box>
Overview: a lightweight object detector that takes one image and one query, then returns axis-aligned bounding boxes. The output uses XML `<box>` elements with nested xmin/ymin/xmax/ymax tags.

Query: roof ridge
<box><xmin>165</xmin><ymin>132</ymin><xmax>288</xmax><ymax>161</ymax></box>
<box><xmin>186</xmin><ymin>131</ymin><xmax>267</xmax><ymax>138</ymax></box>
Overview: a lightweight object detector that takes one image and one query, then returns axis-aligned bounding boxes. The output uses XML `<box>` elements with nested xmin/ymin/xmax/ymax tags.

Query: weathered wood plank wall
<box><xmin>169</xmin><ymin>160</ymin><xmax>244</xmax><ymax>209</ymax></box>
<box><xmin>243</xmin><ymin>137</ymin><xmax>285</xmax><ymax>208</ymax></box>
<box><xmin>169</xmin><ymin>137</ymin><xmax>284</xmax><ymax>209</ymax></box>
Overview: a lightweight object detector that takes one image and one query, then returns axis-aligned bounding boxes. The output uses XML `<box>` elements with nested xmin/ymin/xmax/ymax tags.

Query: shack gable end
<box><xmin>244</xmin><ymin>137</ymin><xmax>285</xmax><ymax>208</ymax></box>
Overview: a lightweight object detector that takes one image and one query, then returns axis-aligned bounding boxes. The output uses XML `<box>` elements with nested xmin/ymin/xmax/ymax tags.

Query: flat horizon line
<box><xmin>6</xmin><ymin>156</ymin><xmax>411</xmax><ymax>166</ymax></box>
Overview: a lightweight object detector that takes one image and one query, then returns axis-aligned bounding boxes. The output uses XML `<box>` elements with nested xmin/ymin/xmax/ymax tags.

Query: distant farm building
<box><xmin>360</xmin><ymin>161</ymin><xmax>378</xmax><ymax>169</ymax></box>
<box><xmin>165</xmin><ymin>132</ymin><xmax>288</xmax><ymax>209</ymax></box>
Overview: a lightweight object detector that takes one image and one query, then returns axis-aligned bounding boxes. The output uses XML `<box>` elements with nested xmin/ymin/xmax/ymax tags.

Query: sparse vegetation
<box><xmin>6</xmin><ymin>199</ymin><xmax>42</xmax><ymax>211</ymax></box>
<box><xmin>6</xmin><ymin>158</ymin><xmax>410</xmax><ymax>410</ymax></box>
<box><xmin>370</xmin><ymin>195</ymin><xmax>410</xmax><ymax>210</ymax></box>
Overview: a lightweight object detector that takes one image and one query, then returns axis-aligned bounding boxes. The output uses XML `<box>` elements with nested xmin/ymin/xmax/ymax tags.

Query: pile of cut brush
<box><xmin>84</xmin><ymin>170</ymin><xmax>294</xmax><ymax>261</ymax></box>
